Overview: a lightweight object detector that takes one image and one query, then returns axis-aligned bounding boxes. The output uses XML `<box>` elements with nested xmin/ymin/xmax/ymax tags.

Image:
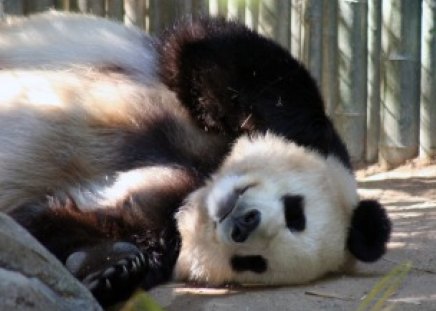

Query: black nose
<box><xmin>231</xmin><ymin>210</ymin><xmax>261</xmax><ymax>243</ymax></box>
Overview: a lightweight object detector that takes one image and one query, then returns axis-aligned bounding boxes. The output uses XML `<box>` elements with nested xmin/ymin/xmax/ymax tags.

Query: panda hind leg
<box><xmin>9</xmin><ymin>196</ymin><xmax>167</xmax><ymax>307</ymax></box>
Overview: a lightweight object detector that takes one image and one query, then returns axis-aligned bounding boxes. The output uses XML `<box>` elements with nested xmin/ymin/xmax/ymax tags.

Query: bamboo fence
<box><xmin>0</xmin><ymin>0</ymin><xmax>435</xmax><ymax>168</ymax></box>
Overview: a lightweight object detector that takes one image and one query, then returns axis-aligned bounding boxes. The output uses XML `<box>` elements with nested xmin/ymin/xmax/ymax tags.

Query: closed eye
<box><xmin>282</xmin><ymin>194</ymin><xmax>305</xmax><ymax>232</ymax></box>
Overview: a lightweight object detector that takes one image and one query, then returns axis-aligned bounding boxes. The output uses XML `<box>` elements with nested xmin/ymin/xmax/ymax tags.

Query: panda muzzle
<box><xmin>231</xmin><ymin>210</ymin><xmax>261</xmax><ymax>243</ymax></box>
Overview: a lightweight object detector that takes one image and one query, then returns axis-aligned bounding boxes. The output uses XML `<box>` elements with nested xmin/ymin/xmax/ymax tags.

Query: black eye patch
<box><xmin>282</xmin><ymin>195</ymin><xmax>305</xmax><ymax>232</ymax></box>
<box><xmin>230</xmin><ymin>255</ymin><xmax>268</xmax><ymax>273</ymax></box>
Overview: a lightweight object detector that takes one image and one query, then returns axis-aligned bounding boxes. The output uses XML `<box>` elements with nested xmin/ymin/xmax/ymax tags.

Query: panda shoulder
<box><xmin>0</xmin><ymin>11</ymin><xmax>157</xmax><ymax>82</ymax></box>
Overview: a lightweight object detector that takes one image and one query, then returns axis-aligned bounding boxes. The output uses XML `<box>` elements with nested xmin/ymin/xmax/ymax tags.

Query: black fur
<box><xmin>159</xmin><ymin>17</ymin><xmax>351</xmax><ymax>169</ymax></box>
<box><xmin>230</xmin><ymin>255</ymin><xmax>268</xmax><ymax>273</ymax></box>
<box><xmin>119</xmin><ymin>114</ymin><xmax>229</xmax><ymax>173</ymax></box>
<box><xmin>282</xmin><ymin>195</ymin><xmax>306</xmax><ymax>232</ymax></box>
<box><xmin>347</xmin><ymin>200</ymin><xmax>391</xmax><ymax>262</ymax></box>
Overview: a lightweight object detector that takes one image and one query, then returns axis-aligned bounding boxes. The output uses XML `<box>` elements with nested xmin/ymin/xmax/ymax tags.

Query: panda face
<box><xmin>175</xmin><ymin>134</ymin><xmax>359</xmax><ymax>285</ymax></box>
<box><xmin>207</xmin><ymin>175</ymin><xmax>308</xmax><ymax>249</ymax></box>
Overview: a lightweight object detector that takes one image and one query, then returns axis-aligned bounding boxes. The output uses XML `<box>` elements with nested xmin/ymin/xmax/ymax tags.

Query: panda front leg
<box><xmin>9</xmin><ymin>194</ymin><xmax>180</xmax><ymax>307</ymax></box>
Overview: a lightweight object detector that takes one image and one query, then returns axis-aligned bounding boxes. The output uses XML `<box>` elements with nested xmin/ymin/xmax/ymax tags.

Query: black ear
<box><xmin>347</xmin><ymin>200</ymin><xmax>391</xmax><ymax>262</ymax></box>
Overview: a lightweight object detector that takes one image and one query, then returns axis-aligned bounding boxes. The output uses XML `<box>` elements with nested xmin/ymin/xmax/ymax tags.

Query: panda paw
<box><xmin>66</xmin><ymin>241</ymin><xmax>148</xmax><ymax>307</ymax></box>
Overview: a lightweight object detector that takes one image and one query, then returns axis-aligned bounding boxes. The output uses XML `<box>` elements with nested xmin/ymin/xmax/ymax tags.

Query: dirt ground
<box><xmin>149</xmin><ymin>162</ymin><xmax>436</xmax><ymax>310</ymax></box>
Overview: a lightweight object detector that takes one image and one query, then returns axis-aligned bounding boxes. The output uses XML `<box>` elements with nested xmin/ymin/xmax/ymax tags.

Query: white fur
<box><xmin>176</xmin><ymin>134</ymin><xmax>359</xmax><ymax>285</ymax></box>
<box><xmin>0</xmin><ymin>11</ymin><xmax>157</xmax><ymax>83</ymax></box>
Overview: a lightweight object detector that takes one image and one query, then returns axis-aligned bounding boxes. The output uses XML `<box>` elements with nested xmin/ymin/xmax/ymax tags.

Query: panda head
<box><xmin>175</xmin><ymin>134</ymin><xmax>391</xmax><ymax>285</ymax></box>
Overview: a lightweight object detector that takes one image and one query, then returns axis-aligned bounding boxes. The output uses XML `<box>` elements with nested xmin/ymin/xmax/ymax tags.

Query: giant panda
<box><xmin>0</xmin><ymin>12</ymin><xmax>391</xmax><ymax>307</ymax></box>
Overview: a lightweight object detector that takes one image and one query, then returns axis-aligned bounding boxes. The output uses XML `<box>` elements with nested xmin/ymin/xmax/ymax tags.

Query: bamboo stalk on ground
<box><xmin>380</xmin><ymin>0</ymin><xmax>422</xmax><ymax>168</ymax></box>
<box><xmin>419</xmin><ymin>0</ymin><xmax>436</xmax><ymax>160</ymax></box>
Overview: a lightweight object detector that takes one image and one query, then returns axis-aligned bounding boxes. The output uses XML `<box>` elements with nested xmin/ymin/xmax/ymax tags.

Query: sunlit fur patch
<box><xmin>0</xmin><ymin>67</ymin><xmax>223</xmax><ymax>212</ymax></box>
<box><xmin>0</xmin><ymin>11</ymin><xmax>157</xmax><ymax>83</ymax></box>
<box><xmin>176</xmin><ymin>133</ymin><xmax>358</xmax><ymax>286</ymax></box>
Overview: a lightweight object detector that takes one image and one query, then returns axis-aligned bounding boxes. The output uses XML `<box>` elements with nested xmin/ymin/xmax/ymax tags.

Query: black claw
<box><xmin>104</xmin><ymin>278</ymin><xmax>112</xmax><ymax>290</ymax></box>
<box><xmin>102</xmin><ymin>267</ymin><xmax>116</xmax><ymax>278</ymax></box>
<box><xmin>135</xmin><ymin>256</ymin><xmax>142</xmax><ymax>267</ymax></box>
<box><xmin>131</xmin><ymin>261</ymin><xmax>138</xmax><ymax>272</ymax></box>
<box><xmin>86</xmin><ymin>279</ymin><xmax>100</xmax><ymax>292</ymax></box>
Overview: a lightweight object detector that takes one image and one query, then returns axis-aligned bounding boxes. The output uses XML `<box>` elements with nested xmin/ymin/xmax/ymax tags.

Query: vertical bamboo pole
<box><xmin>258</xmin><ymin>0</ymin><xmax>290</xmax><ymax>49</ymax></box>
<box><xmin>125</xmin><ymin>0</ymin><xmax>145</xmax><ymax>29</ymax></box>
<box><xmin>380</xmin><ymin>0</ymin><xmax>421</xmax><ymax>168</ymax></box>
<box><xmin>245</xmin><ymin>0</ymin><xmax>259</xmax><ymax>31</ymax></box>
<box><xmin>148</xmin><ymin>0</ymin><xmax>161</xmax><ymax>33</ymax></box>
<box><xmin>54</xmin><ymin>0</ymin><xmax>68</xmax><ymax>10</ymax></box>
<box><xmin>209</xmin><ymin>0</ymin><xmax>219</xmax><ymax>16</ymax></box>
<box><xmin>77</xmin><ymin>0</ymin><xmax>105</xmax><ymax>15</ymax></box>
<box><xmin>192</xmin><ymin>0</ymin><xmax>209</xmax><ymax>16</ymax></box>
<box><xmin>161</xmin><ymin>0</ymin><xmax>179</xmax><ymax>29</ymax></box>
<box><xmin>291</xmin><ymin>0</ymin><xmax>304</xmax><ymax>61</ymax></box>
<box><xmin>420</xmin><ymin>0</ymin><xmax>436</xmax><ymax>160</ymax></box>
<box><xmin>26</xmin><ymin>0</ymin><xmax>54</xmax><ymax>13</ymax></box>
<box><xmin>107</xmin><ymin>0</ymin><xmax>124</xmax><ymax>21</ymax></box>
<box><xmin>276</xmin><ymin>0</ymin><xmax>291</xmax><ymax>49</ymax></box>
<box><xmin>322</xmin><ymin>0</ymin><xmax>338</xmax><ymax>117</ymax></box>
<box><xmin>218</xmin><ymin>0</ymin><xmax>228</xmax><ymax>16</ymax></box>
<box><xmin>336</xmin><ymin>0</ymin><xmax>367</xmax><ymax>163</ymax></box>
<box><xmin>258</xmin><ymin>1</ymin><xmax>277</xmax><ymax>39</ymax></box>
<box><xmin>189</xmin><ymin>0</ymin><xmax>207</xmax><ymax>17</ymax></box>
<box><xmin>301</xmin><ymin>0</ymin><xmax>323</xmax><ymax>86</ymax></box>
<box><xmin>228</xmin><ymin>0</ymin><xmax>245</xmax><ymax>22</ymax></box>
<box><xmin>366</xmin><ymin>0</ymin><xmax>382</xmax><ymax>163</ymax></box>
<box><xmin>0</xmin><ymin>0</ymin><xmax>4</xmax><ymax>20</ymax></box>
<box><xmin>2</xmin><ymin>0</ymin><xmax>24</xmax><ymax>15</ymax></box>
<box><xmin>181</xmin><ymin>0</ymin><xmax>193</xmax><ymax>17</ymax></box>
